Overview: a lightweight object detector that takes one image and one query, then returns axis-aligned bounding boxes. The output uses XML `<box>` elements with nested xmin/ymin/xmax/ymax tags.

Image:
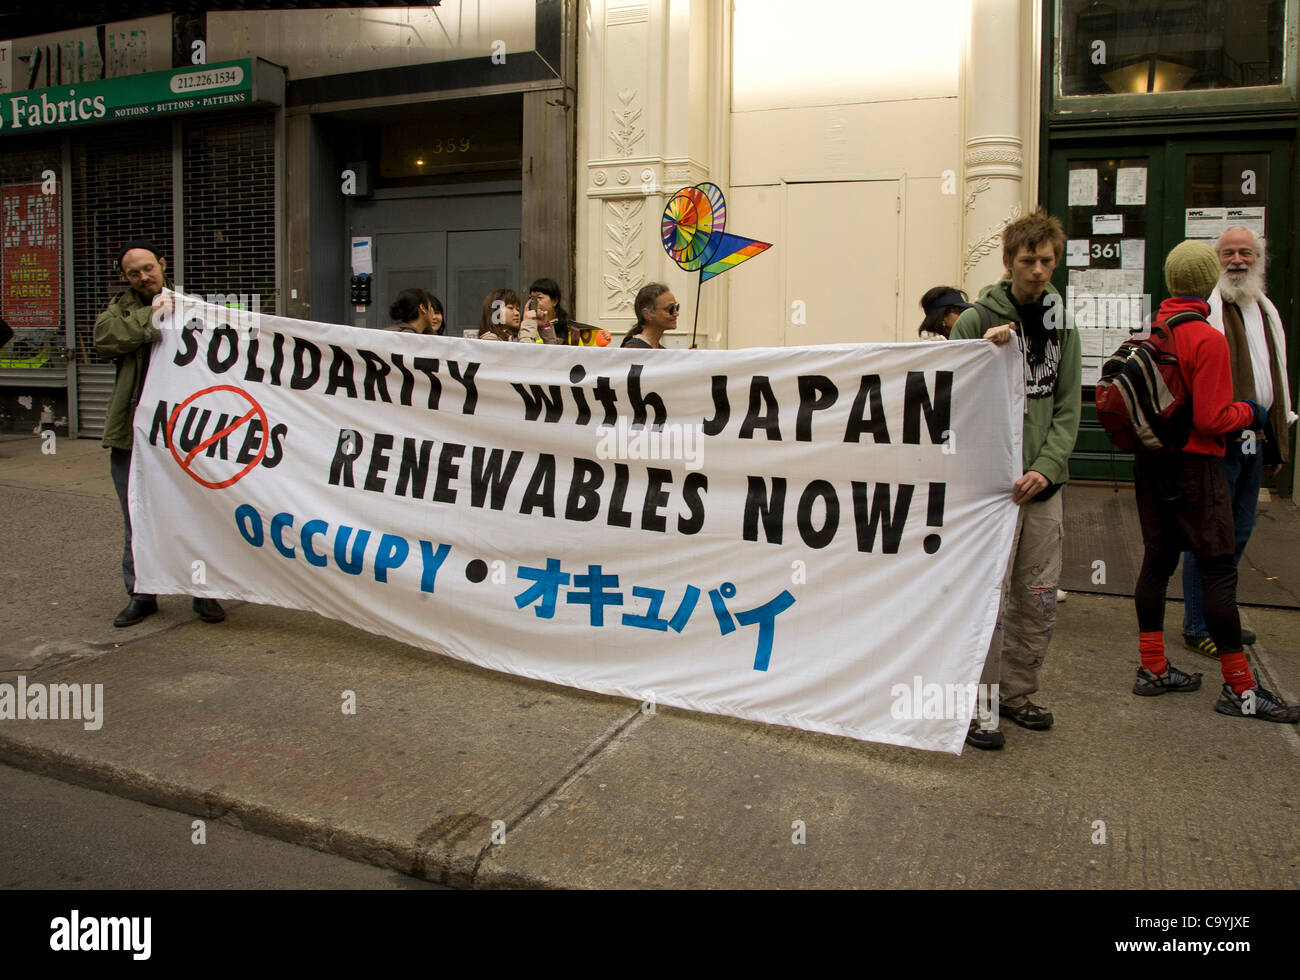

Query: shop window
<box><xmin>1057</xmin><ymin>0</ymin><xmax>1289</xmax><ymax>98</ymax></box>
<box><xmin>0</xmin><ymin>143</ymin><xmax>64</xmax><ymax>373</ymax></box>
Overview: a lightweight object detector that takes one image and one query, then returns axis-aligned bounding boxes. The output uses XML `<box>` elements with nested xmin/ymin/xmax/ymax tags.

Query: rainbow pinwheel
<box><xmin>662</xmin><ymin>182</ymin><xmax>770</xmax><ymax>281</ymax></box>
<box><xmin>661</xmin><ymin>182</ymin><xmax>772</xmax><ymax>342</ymax></box>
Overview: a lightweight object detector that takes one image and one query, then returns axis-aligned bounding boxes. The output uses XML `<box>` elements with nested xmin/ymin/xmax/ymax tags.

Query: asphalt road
<box><xmin>0</xmin><ymin>762</ymin><xmax>443</xmax><ymax>889</ymax></box>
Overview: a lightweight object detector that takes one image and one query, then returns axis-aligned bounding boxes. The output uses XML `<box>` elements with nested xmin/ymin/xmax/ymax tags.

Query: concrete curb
<box><xmin>0</xmin><ymin>735</ymin><xmax>538</xmax><ymax>890</ymax></box>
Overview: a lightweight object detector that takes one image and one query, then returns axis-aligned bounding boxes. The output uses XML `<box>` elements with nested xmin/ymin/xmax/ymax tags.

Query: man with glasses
<box><xmin>1180</xmin><ymin>227</ymin><xmax>1296</xmax><ymax>660</ymax></box>
<box><xmin>94</xmin><ymin>240</ymin><xmax>226</xmax><ymax>628</ymax></box>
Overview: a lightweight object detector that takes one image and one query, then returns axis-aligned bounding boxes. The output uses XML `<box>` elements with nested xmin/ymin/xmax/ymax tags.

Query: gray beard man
<box><xmin>1181</xmin><ymin>227</ymin><xmax>1296</xmax><ymax>659</ymax></box>
<box><xmin>1218</xmin><ymin>254</ymin><xmax>1266</xmax><ymax>305</ymax></box>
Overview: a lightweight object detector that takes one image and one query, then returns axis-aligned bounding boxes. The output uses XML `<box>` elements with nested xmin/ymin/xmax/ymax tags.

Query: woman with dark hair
<box><xmin>528</xmin><ymin>276</ymin><xmax>609</xmax><ymax>346</ymax></box>
<box><xmin>386</xmin><ymin>288</ymin><xmax>444</xmax><ymax>335</ymax></box>
<box><xmin>917</xmin><ymin>286</ymin><xmax>971</xmax><ymax>341</ymax></box>
<box><xmin>621</xmin><ymin>282</ymin><xmax>678</xmax><ymax>349</ymax></box>
<box><xmin>477</xmin><ymin>288</ymin><xmax>522</xmax><ymax>341</ymax></box>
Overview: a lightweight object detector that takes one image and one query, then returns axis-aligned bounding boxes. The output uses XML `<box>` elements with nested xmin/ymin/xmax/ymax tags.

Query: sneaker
<box><xmin>1000</xmin><ymin>700</ymin><xmax>1053</xmax><ymax>730</ymax></box>
<box><xmin>1133</xmin><ymin>662</ymin><xmax>1202</xmax><ymax>696</ymax></box>
<box><xmin>1240</xmin><ymin>627</ymin><xmax>1257</xmax><ymax>646</ymax></box>
<box><xmin>965</xmin><ymin>720</ymin><xmax>1004</xmax><ymax>751</ymax></box>
<box><xmin>1183</xmin><ymin>633</ymin><xmax>1218</xmax><ymax>659</ymax></box>
<box><xmin>1214</xmin><ymin>684</ymin><xmax>1300</xmax><ymax>723</ymax></box>
<box><xmin>1056</xmin><ymin>589</ymin><xmax>1068</xmax><ymax>602</ymax></box>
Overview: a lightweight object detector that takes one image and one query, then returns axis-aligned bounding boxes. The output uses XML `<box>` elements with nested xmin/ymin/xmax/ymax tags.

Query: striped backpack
<box><xmin>1093</xmin><ymin>311</ymin><xmax>1200</xmax><ymax>452</ymax></box>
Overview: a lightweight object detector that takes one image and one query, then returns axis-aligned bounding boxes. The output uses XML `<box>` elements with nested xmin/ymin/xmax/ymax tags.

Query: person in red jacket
<box><xmin>1130</xmin><ymin>240</ymin><xmax>1298</xmax><ymax>722</ymax></box>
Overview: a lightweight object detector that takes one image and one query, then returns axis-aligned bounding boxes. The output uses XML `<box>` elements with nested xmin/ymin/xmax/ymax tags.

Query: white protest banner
<box><xmin>132</xmin><ymin>294</ymin><xmax>1022</xmax><ymax>754</ymax></box>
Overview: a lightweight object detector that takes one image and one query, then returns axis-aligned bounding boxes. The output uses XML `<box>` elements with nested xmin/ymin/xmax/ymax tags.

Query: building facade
<box><xmin>574</xmin><ymin>0</ymin><xmax>1297</xmax><ymax>488</ymax></box>
<box><xmin>1</xmin><ymin>2</ymin><xmax>1294</xmax><ymax>491</ymax></box>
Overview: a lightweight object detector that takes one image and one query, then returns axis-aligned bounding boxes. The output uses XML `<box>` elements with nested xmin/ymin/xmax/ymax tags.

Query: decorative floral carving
<box><xmin>963</xmin><ymin>204</ymin><xmax>1022</xmax><ymax>276</ymax></box>
<box><xmin>964</xmin><ymin>177</ymin><xmax>990</xmax><ymax>214</ymax></box>
<box><xmin>593</xmin><ymin>170</ymin><xmax>607</xmax><ymax>186</ymax></box>
<box><xmin>602</xmin><ymin>198</ymin><xmax>645</xmax><ymax>313</ymax></box>
<box><xmin>610</xmin><ymin>89</ymin><xmax>644</xmax><ymax>157</ymax></box>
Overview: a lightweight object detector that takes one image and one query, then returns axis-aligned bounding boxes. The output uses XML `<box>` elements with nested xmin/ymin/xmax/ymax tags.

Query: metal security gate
<box><xmin>69</xmin><ymin>111</ymin><xmax>276</xmax><ymax>437</ymax></box>
<box><xmin>74</xmin><ymin>363</ymin><xmax>116</xmax><ymax>440</ymax></box>
<box><xmin>70</xmin><ymin>122</ymin><xmax>174</xmax><ymax>439</ymax></box>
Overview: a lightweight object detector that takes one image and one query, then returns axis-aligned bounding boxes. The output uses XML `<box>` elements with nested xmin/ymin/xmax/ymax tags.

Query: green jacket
<box><xmin>94</xmin><ymin>285</ymin><xmax>164</xmax><ymax>450</ymax></box>
<box><xmin>950</xmin><ymin>280</ymin><xmax>1082</xmax><ymax>486</ymax></box>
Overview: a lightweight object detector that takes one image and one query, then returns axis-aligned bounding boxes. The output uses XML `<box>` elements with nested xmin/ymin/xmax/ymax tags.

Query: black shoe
<box><xmin>965</xmin><ymin>720</ymin><xmax>1004</xmax><ymax>751</ymax></box>
<box><xmin>1183</xmin><ymin>633</ymin><xmax>1219</xmax><ymax>659</ymax></box>
<box><xmin>1214</xmin><ymin>683</ymin><xmax>1300</xmax><ymax>723</ymax></box>
<box><xmin>1133</xmin><ymin>661</ymin><xmax>1202</xmax><ymax>696</ymax></box>
<box><xmin>1241</xmin><ymin>627</ymin><xmax>1257</xmax><ymax>646</ymax></box>
<box><xmin>1000</xmin><ymin>700</ymin><xmax>1054</xmax><ymax>730</ymax></box>
<box><xmin>113</xmin><ymin>596</ymin><xmax>158</xmax><ymax>628</ymax></box>
<box><xmin>192</xmin><ymin>597</ymin><xmax>225</xmax><ymax>623</ymax></box>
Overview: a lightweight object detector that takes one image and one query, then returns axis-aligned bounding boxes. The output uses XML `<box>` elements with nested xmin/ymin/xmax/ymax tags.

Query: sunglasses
<box><xmin>659</xmin><ymin>303</ymin><xmax>681</xmax><ymax>315</ymax></box>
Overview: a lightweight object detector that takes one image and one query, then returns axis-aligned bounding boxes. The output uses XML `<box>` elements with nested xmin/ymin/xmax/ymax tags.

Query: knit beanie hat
<box><xmin>117</xmin><ymin>239</ymin><xmax>163</xmax><ymax>271</ymax></box>
<box><xmin>1164</xmin><ymin>240</ymin><xmax>1218</xmax><ymax>299</ymax></box>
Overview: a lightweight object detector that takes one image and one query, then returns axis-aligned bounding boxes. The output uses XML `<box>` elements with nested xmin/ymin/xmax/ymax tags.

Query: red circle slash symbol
<box><xmin>166</xmin><ymin>385</ymin><xmax>269</xmax><ymax>489</ymax></box>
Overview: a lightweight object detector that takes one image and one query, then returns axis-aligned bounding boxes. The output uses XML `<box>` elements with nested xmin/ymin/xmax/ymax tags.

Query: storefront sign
<box><xmin>1</xmin><ymin>182</ymin><xmax>60</xmax><ymax>328</ymax></box>
<box><xmin>0</xmin><ymin>59</ymin><xmax>279</xmax><ymax>134</ymax></box>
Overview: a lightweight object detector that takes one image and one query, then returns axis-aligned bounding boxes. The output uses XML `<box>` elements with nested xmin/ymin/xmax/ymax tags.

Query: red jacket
<box><xmin>1156</xmin><ymin>296</ymin><xmax>1254</xmax><ymax>457</ymax></box>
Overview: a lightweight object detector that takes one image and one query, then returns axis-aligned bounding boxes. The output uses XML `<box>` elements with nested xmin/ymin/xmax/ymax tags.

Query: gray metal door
<box><xmin>446</xmin><ymin>229</ymin><xmax>520</xmax><ymax>337</ymax></box>
<box><xmin>343</xmin><ymin>186</ymin><xmax>522</xmax><ymax>335</ymax></box>
<box><xmin>373</xmin><ymin>231</ymin><xmax>447</xmax><ymax>330</ymax></box>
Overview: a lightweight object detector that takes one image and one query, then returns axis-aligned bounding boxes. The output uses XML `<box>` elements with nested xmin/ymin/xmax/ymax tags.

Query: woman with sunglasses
<box><xmin>621</xmin><ymin>283</ymin><xmax>679</xmax><ymax>349</ymax></box>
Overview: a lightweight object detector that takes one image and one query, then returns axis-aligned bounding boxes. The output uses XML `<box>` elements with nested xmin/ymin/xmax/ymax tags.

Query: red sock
<box><xmin>1139</xmin><ymin>631</ymin><xmax>1166</xmax><ymax>675</ymax></box>
<box><xmin>1219</xmin><ymin>651</ymin><xmax>1253</xmax><ymax>694</ymax></box>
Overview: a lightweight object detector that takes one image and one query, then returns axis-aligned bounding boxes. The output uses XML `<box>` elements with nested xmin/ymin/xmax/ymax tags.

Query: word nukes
<box><xmin>172</xmin><ymin>323</ymin><xmax>481</xmax><ymax>414</ymax></box>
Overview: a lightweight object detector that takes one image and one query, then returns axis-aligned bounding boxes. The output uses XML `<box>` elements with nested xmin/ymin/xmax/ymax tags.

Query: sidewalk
<box><xmin>2</xmin><ymin>435</ymin><xmax>1298</xmax><ymax>888</ymax></box>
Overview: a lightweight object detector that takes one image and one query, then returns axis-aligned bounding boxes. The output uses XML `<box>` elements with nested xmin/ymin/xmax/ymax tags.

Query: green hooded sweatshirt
<box><xmin>93</xmin><ymin>285</ymin><xmax>165</xmax><ymax>451</ymax></box>
<box><xmin>950</xmin><ymin>280</ymin><xmax>1082</xmax><ymax>487</ymax></box>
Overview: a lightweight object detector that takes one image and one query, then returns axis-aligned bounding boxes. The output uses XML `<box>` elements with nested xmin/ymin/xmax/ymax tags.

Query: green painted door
<box><xmin>1048</xmin><ymin>137</ymin><xmax>1293</xmax><ymax>487</ymax></box>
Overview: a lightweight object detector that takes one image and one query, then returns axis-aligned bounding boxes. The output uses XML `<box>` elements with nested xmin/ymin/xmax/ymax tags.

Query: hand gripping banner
<box><xmin>132</xmin><ymin>293</ymin><xmax>1023</xmax><ymax>753</ymax></box>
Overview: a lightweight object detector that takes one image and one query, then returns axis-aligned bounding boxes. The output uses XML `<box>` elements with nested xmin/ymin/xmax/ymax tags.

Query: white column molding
<box><xmin>964</xmin><ymin>135</ymin><xmax>1023</xmax><ymax>181</ymax></box>
<box><xmin>576</xmin><ymin>0</ymin><xmax>726</xmax><ymax>343</ymax></box>
<box><xmin>960</xmin><ymin>0</ymin><xmax>1031</xmax><ymax>288</ymax></box>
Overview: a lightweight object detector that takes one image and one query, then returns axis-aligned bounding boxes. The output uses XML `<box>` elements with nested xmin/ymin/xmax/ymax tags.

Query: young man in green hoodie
<box><xmin>950</xmin><ymin>209</ymin><xmax>1082</xmax><ymax>749</ymax></box>
<box><xmin>94</xmin><ymin>240</ymin><xmax>225</xmax><ymax>629</ymax></box>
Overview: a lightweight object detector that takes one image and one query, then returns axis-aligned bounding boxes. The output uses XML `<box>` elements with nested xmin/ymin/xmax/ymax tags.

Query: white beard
<box><xmin>1218</xmin><ymin>266</ymin><xmax>1265</xmax><ymax>305</ymax></box>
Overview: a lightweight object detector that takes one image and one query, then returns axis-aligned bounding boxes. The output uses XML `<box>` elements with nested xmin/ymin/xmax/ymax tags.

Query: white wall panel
<box><xmin>732</xmin><ymin>0</ymin><xmax>961</xmax><ymax>111</ymax></box>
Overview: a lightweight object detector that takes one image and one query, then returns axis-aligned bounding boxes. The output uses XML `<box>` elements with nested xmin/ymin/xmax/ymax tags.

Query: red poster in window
<box><xmin>1</xmin><ymin>183</ymin><xmax>61</xmax><ymax>328</ymax></box>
